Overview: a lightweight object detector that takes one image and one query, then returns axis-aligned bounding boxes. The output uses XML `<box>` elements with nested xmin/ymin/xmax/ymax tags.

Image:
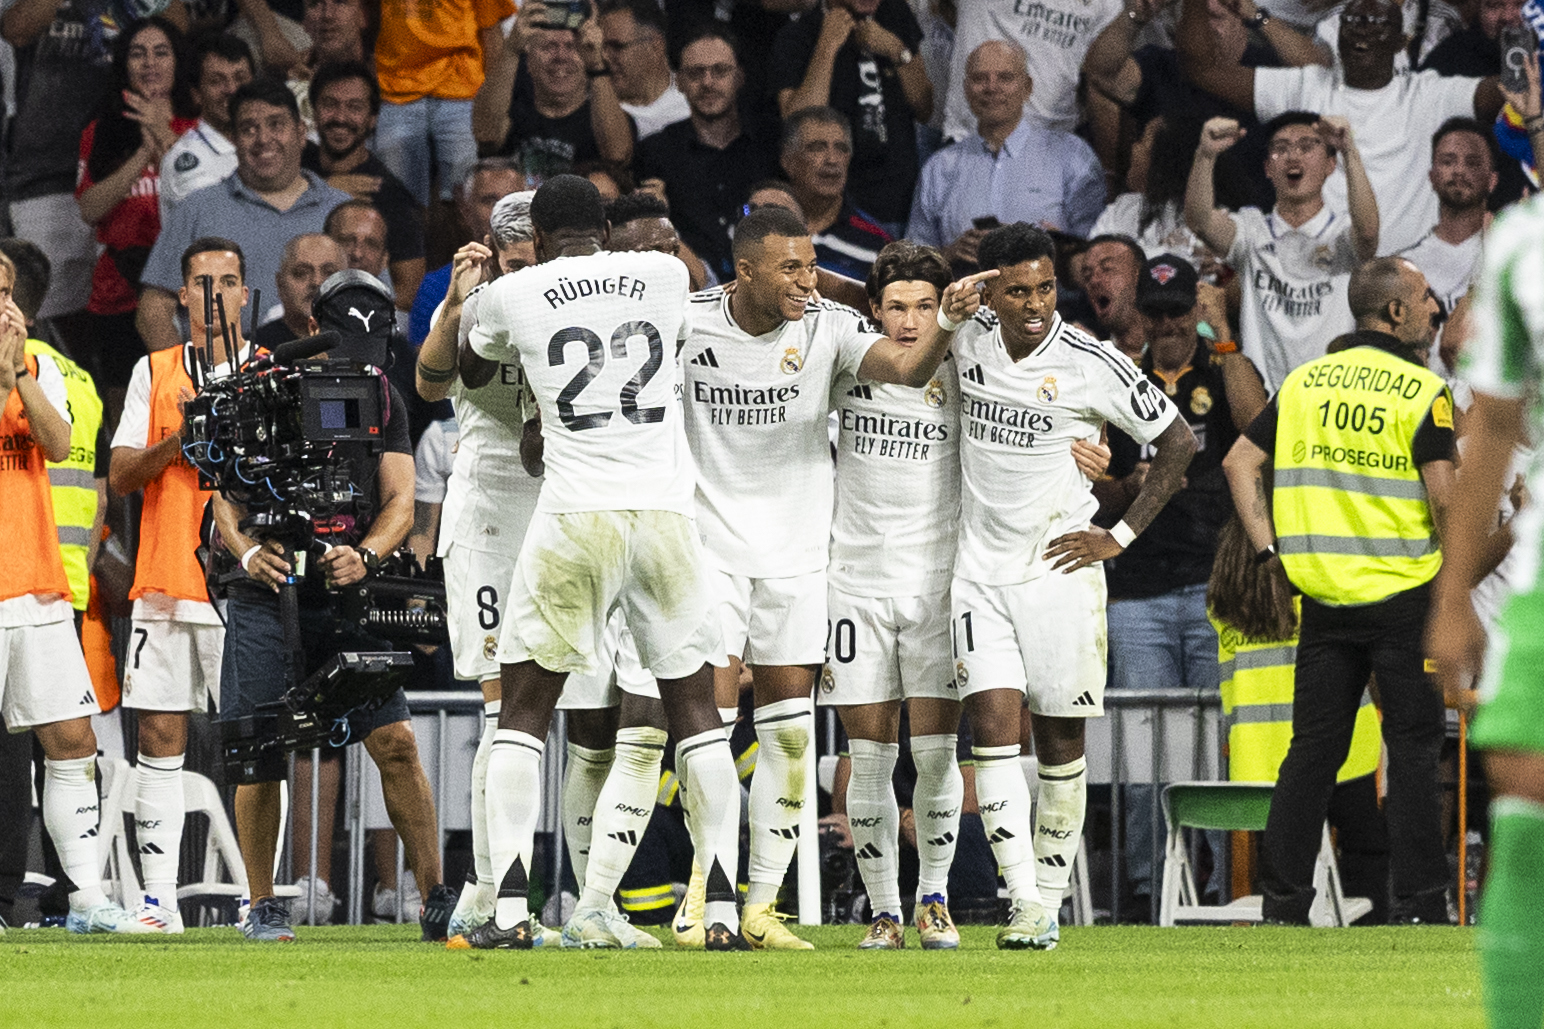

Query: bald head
<box><xmin>278</xmin><ymin>232</ymin><xmax>346</xmax><ymax>331</ymax></box>
<box><xmin>964</xmin><ymin>40</ymin><xmax>1032</xmax><ymax>136</ymax></box>
<box><xmin>1348</xmin><ymin>257</ymin><xmax>1441</xmax><ymax>354</ymax></box>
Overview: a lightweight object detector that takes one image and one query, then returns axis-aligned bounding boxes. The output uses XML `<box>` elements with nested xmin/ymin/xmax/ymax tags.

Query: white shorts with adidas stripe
<box><xmin>0</xmin><ymin>597</ymin><xmax>99</xmax><ymax>731</ymax></box>
<box><xmin>949</xmin><ymin>565</ymin><xmax>1107</xmax><ymax>717</ymax></box>
<box><xmin>816</xmin><ymin>585</ymin><xmax>956</xmax><ymax>707</ymax></box>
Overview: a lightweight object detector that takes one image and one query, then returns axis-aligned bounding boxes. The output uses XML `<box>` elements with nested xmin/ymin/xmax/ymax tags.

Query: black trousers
<box><xmin>1261</xmin><ymin>583</ymin><xmax>1448</xmax><ymax>924</ymax></box>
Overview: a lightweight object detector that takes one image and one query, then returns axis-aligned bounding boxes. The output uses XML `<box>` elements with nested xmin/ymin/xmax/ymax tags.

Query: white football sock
<box><xmin>746</xmin><ymin>697</ymin><xmax>812</xmax><ymax>907</ymax></box>
<box><xmin>488</xmin><ymin>729</ymin><xmax>544</xmax><ymax>930</ymax></box>
<box><xmin>718</xmin><ymin>706</ymin><xmax>739</xmax><ymax>729</ymax></box>
<box><xmin>910</xmin><ymin>733</ymin><xmax>963</xmax><ymax>902</ymax></box>
<box><xmin>453</xmin><ymin>699</ymin><xmax>500</xmax><ymax>925</ymax></box>
<box><xmin>134</xmin><ymin>752</ymin><xmax>185</xmax><ymax>909</ymax></box>
<box><xmin>973</xmin><ymin>744</ymin><xmax>1042</xmax><ymax>911</ymax></box>
<box><xmin>577</xmin><ymin>726</ymin><xmax>665</xmax><ymax>913</ymax></box>
<box><xmin>677</xmin><ymin>727</ymin><xmax>740</xmax><ymax>932</ymax></box>
<box><xmin>847</xmin><ymin>739</ymin><xmax>901</xmax><ymax>918</ymax></box>
<box><xmin>562</xmin><ymin>740</ymin><xmax>614</xmax><ymax>889</ymax></box>
<box><xmin>1035</xmin><ymin>757</ymin><xmax>1087</xmax><ymax>904</ymax></box>
<box><xmin>44</xmin><ymin>756</ymin><xmax>107</xmax><ymax>910</ymax></box>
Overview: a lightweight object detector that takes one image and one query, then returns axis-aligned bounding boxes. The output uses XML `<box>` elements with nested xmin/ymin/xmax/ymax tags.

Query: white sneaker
<box><xmin>291</xmin><ymin>876</ymin><xmax>338</xmax><ymax>926</ymax></box>
<box><xmin>562</xmin><ymin>907</ymin><xmax>661</xmax><ymax>949</ymax></box>
<box><xmin>448</xmin><ymin>880</ymin><xmax>496</xmax><ymax>938</ymax></box>
<box><xmin>66</xmin><ymin>901</ymin><xmax>158</xmax><ymax>935</ymax></box>
<box><xmin>130</xmin><ymin>896</ymin><xmax>185</xmax><ymax>934</ymax></box>
<box><xmin>373</xmin><ymin>880</ymin><xmax>423</xmax><ymax>921</ymax></box>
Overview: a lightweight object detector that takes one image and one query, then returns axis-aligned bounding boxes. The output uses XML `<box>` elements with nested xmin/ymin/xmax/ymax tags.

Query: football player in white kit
<box><xmin>826</xmin><ymin>240</ymin><xmax>1113</xmax><ymax>950</ymax></box>
<box><xmin>679</xmin><ymin>206</ymin><xmax>994</xmax><ymax>949</ymax></box>
<box><xmin>447</xmin><ymin>175</ymin><xmax>744</xmax><ymax>951</ymax></box>
<box><xmin>418</xmin><ymin>193</ymin><xmax>669</xmax><ymax>949</ymax></box>
<box><xmin>952</xmin><ymin>223</ymin><xmax>1197</xmax><ymax>949</ymax></box>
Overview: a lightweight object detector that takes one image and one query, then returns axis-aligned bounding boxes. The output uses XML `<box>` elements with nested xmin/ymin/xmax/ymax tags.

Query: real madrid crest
<box><xmin>954</xmin><ymin>660</ymin><xmax>970</xmax><ymax>689</ymax></box>
<box><xmin>781</xmin><ymin>347</ymin><xmax>803</xmax><ymax>374</ymax></box>
<box><xmin>483</xmin><ymin>635</ymin><xmax>498</xmax><ymax>660</ymax></box>
<box><xmin>820</xmin><ymin>666</ymin><xmax>835</xmax><ymax>694</ymax></box>
<box><xmin>1312</xmin><ymin>244</ymin><xmax>1334</xmax><ymax>272</ymax></box>
<box><xmin>1038</xmin><ymin>375</ymin><xmax>1058</xmax><ymax>403</ymax></box>
<box><xmin>924</xmin><ymin>379</ymin><xmax>945</xmax><ymax>408</ymax></box>
<box><xmin>1190</xmin><ymin>385</ymin><xmax>1213</xmax><ymax>416</ymax></box>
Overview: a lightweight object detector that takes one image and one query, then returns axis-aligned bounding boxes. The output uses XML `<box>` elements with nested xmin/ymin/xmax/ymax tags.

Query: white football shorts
<box><xmin>122</xmin><ymin>618</ymin><xmax>222</xmax><ymax>712</ymax></box>
<box><xmin>818</xmin><ymin>585</ymin><xmax>956</xmax><ymax>707</ymax></box>
<box><xmin>443</xmin><ymin>540</ymin><xmax>517</xmax><ymax>684</ymax></box>
<box><xmin>498</xmin><ymin>510</ymin><xmax>724</xmax><ymax>681</ymax></box>
<box><xmin>1</xmin><ymin>603</ymin><xmax>99</xmax><ymax>732</ymax></box>
<box><xmin>950</xmin><ymin>565</ymin><xmax>1107</xmax><ymax>716</ymax></box>
<box><xmin>555</xmin><ymin>609</ymin><xmax>660</xmax><ymax>708</ymax></box>
<box><xmin>714</xmin><ymin>568</ymin><xmax>827</xmax><ymax>667</ymax></box>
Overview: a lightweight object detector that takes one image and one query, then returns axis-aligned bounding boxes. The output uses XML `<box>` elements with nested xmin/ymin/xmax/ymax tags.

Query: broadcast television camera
<box><xmin>180</xmin><ymin>271</ymin><xmax>451</xmax><ymax>783</ymax></box>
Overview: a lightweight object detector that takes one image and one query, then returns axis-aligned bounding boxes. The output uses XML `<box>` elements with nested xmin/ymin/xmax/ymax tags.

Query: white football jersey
<box><xmin>830</xmin><ymin>357</ymin><xmax>960</xmax><ymax>598</ymax></box>
<box><xmin>469</xmin><ymin>250</ymin><xmax>697</xmax><ymax>515</ymax></box>
<box><xmin>438</xmin><ymin>284</ymin><xmax>544</xmax><ymax>557</ymax></box>
<box><xmin>681</xmin><ymin>288</ymin><xmax>882</xmax><ymax>578</ymax></box>
<box><xmin>953</xmin><ymin>310</ymin><xmax>1178</xmax><ymax>586</ymax></box>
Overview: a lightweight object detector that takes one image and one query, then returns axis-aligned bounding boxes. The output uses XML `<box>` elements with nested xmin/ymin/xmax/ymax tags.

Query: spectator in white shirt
<box><xmin>907</xmin><ymin>39</ymin><xmax>1104</xmax><ymax>268</ymax></box>
<box><xmin>598</xmin><ymin>0</ymin><xmax>690</xmax><ymax>140</ymax></box>
<box><xmin>161</xmin><ymin>35</ymin><xmax>257</xmax><ymax>225</ymax></box>
<box><xmin>1186</xmin><ymin>112</ymin><xmax>1379</xmax><ymax>390</ymax></box>
<box><xmin>1398</xmin><ymin>117</ymin><xmax>1496</xmax><ymax>324</ymax></box>
<box><xmin>1178</xmin><ymin>0</ymin><xmax>1503</xmax><ymax>256</ymax></box>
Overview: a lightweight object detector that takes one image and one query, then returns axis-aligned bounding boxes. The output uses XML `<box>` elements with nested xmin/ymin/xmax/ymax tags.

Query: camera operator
<box><xmin>213</xmin><ymin>269</ymin><xmax>452</xmax><ymax>942</ymax></box>
<box><xmin>108</xmin><ymin>237</ymin><xmax>254</xmax><ymax>934</ymax></box>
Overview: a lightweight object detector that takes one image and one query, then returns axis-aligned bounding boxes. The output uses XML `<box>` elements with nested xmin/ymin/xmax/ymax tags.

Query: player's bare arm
<box><xmin>418</xmin><ymin>242</ymin><xmax>492</xmax><ymax>401</ymax></box>
<box><xmin>1222</xmin><ymin>432</ymin><xmax>1276</xmax><ymax>554</ymax></box>
<box><xmin>110</xmin><ymin>386</ymin><xmax>195</xmax><ymax>495</ymax></box>
<box><xmin>1046</xmin><ymin>416</ymin><xmax>1197</xmax><ymax>571</ymax></box>
<box><xmin>859</xmin><ymin>270</ymin><xmax>998</xmax><ymax>387</ymax></box>
<box><xmin>0</xmin><ymin>308</ymin><xmax>69</xmax><ymax>462</ymax></box>
<box><xmin>1427</xmin><ymin>392</ymin><xmax>1524</xmax><ymax>710</ymax></box>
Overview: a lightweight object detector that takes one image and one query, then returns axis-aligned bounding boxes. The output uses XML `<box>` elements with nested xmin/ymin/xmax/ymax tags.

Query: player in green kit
<box><xmin>1429</xmin><ymin>195</ymin><xmax>1544</xmax><ymax>1029</ymax></box>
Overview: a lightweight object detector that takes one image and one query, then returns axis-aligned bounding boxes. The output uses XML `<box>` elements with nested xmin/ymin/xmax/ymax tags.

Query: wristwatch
<box><xmin>1246</xmin><ymin>8</ymin><xmax>1271</xmax><ymax>28</ymax></box>
<box><xmin>358</xmin><ymin>546</ymin><xmax>381</xmax><ymax>577</ymax></box>
<box><xmin>1254</xmin><ymin>543</ymin><xmax>1278</xmax><ymax>565</ymax></box>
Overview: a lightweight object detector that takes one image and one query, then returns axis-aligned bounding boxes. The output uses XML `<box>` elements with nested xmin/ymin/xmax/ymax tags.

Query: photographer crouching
<box><xmin>212</xmin><ymin>269</ymin><xmax>453</xmax><ymax>942</ymax></box>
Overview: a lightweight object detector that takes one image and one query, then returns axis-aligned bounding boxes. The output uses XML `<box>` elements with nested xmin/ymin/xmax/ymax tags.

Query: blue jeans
<box><xmin>1106</xmin><ymin>583</ymin><xmax>1222</xmax><ymax>910</ymax></box>
<box><xmin>373</xmin><ymin>97</ymin><xmax>477</xmax><ymax>206</ymax></box>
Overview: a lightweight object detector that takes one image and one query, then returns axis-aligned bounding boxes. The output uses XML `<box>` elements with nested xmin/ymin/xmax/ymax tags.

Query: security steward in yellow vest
<box><xmin>1223</xmin><ymin>257</ymin><xmax>1455</xmax><ymax>925</ymax></box>
<box><xmin>25</xmin><ymin>338</ymin><xmax>103</xmax><ymax>614</ymax></box>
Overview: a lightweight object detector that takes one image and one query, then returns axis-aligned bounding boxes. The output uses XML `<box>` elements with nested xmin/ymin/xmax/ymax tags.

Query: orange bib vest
<box><xmin>129</xmin><ymin>346</ymin><xmax>212</xmax><ymax>604</ymax></box>
<box><xmin>0</xmin><ymin>353</ymin><xmax>71</xmax><ymax>603</ymax></box>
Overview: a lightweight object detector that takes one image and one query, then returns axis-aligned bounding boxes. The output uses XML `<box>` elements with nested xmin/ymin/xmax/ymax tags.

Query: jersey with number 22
<box><xmin>469</xmin><ymin>250</ymin><xmax>696</xmax><ymax>516</ymax></box>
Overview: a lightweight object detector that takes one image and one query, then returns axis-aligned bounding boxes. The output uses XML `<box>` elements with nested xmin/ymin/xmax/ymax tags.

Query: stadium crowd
<box><xmin>0</xmin><ymin>0</ymin><xmax>1534</xmax><ymax>963</ymax></box>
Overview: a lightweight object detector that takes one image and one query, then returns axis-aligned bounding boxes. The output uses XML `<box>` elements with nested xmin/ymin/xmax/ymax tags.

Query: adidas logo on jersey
<box><xmin>964</xmin><ymin>364</ymin><xmax>986</xmax><ymax>385</ymax></box>
<box><xmin>856</xmin><ymin>843</ymin><xmax>884</xmax><ymax>860</ymax></box>
<box><xmin>926</xmin><ymin>832</ymin><xmax>956</xmax><ymax>847</ymax></box>
<box><xmin>80</xmin><ymin>692</ymin><xmax>95</xmax><ymax>705</ymax></box>
<box><xmin>1039</xmin><ymin>854</ymin><xmax>1068</xmax><ymax>868</ymax></box>
<box><xmin>690</xmin><ymin>348</ymin><xmax>720</xmax><ymax>368</ymax></box>
<box><xmin>846</xmin><ymin>384</ymin><xmax>873</xmax><ymax>400</ymax></box>
<box><xmin>1072</xmin><ymin>691</ymin><xmax>1096</xmax><ymax>707</ymax></box>
<box><xmin>987</xmin><ymin>827</ymin><xmax>1016</xmax><ymax>844</ymax></box>
<box><xmin>607</xmin><ymin>830</ymin><xmax>639</xmax><ymax>846</ymax></box>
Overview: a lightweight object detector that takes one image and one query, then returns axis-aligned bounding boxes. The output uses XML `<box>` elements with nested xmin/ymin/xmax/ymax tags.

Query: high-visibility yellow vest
<box><xmin>1272</xmin><ymin>343</ymin><xmax>1450</xmax><ymax>606</ymax></box>
<box><xmin>1213</xmin><ymin>604</ymin><xmax>1381</xmax><ymax>784</ymax></box>
<box><xmin>26</xmin><ymin>339</ymin><xmax>102</xmax><ymax>612</ymax></box>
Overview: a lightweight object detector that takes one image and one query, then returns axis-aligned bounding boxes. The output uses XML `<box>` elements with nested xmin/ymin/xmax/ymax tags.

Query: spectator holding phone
<box><xmin>906</xmin><ymin>40</ymin><xmax>1103</xmax><ymax>269</ymax></box>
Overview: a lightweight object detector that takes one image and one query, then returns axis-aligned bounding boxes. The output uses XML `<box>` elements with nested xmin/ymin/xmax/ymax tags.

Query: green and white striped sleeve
<box><xmin>1462</xmin><ymin>200</ymin><xmax>1544</xmax><ymax>400</ymax></box>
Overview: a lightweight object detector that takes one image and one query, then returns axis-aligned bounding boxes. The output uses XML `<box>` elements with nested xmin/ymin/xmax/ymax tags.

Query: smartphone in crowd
<box><xmin>1501</xmin><ymin>25</ymin><xmax>1534</xmax><ymax>96</ymax></box>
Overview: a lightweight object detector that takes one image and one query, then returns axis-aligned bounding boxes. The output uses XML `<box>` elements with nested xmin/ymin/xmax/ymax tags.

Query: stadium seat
<box><xmin>97</xmin><ymin>761</ymin><xmax>301</xmax><ymax>923</ymax></box>
<box><xmin>1158</xmin><ymin>782</ymin><xmax>1373</xmax><ymax>927</ymax></box>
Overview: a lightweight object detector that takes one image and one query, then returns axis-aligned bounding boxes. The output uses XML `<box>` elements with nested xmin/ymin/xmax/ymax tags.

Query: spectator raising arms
<box><xmin>76</xmin><ymin>17</ymin><xmax>199</xmax><ymax>422</ymax></box>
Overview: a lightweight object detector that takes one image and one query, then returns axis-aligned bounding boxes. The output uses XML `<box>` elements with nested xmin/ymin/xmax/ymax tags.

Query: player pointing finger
<box><xmin>939</xmin><ymin>268</ymin><xmax>999</xmax><ymax>327</ymax></box>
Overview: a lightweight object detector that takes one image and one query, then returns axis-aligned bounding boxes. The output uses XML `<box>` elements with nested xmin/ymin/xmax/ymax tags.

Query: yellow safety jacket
<box><xmin>26</xmin><ymin>339</ymin><xmax>102</xmax><ymax>611</ymax></box>
<box><xmin>1272</xmin><ymin>342</ymin><xmax>1451</xmax><ymax>606</ymax></box>
<box><xmin>1213</xmin><ymin>604</ymin><xmax>1381</xmax><ymax>783</ymax></box>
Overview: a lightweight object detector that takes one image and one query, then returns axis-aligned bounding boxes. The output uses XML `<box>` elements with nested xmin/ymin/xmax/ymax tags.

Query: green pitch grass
<box><xmin>1</xmin><ymin>924</ymin><xmax>1481</xmax><ymax>1029</ymax></box>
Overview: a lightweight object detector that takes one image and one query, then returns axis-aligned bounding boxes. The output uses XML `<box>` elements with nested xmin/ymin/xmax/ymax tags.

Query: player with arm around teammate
<box><xmin>678</xmin><ymin>205</ymin><xmax>993</xmax><ymax>949</ymax></box>
<box><xmin>952</xmin><ymin>223</ymin><xmax>1197</xmax><ymax>949</ymax></box>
